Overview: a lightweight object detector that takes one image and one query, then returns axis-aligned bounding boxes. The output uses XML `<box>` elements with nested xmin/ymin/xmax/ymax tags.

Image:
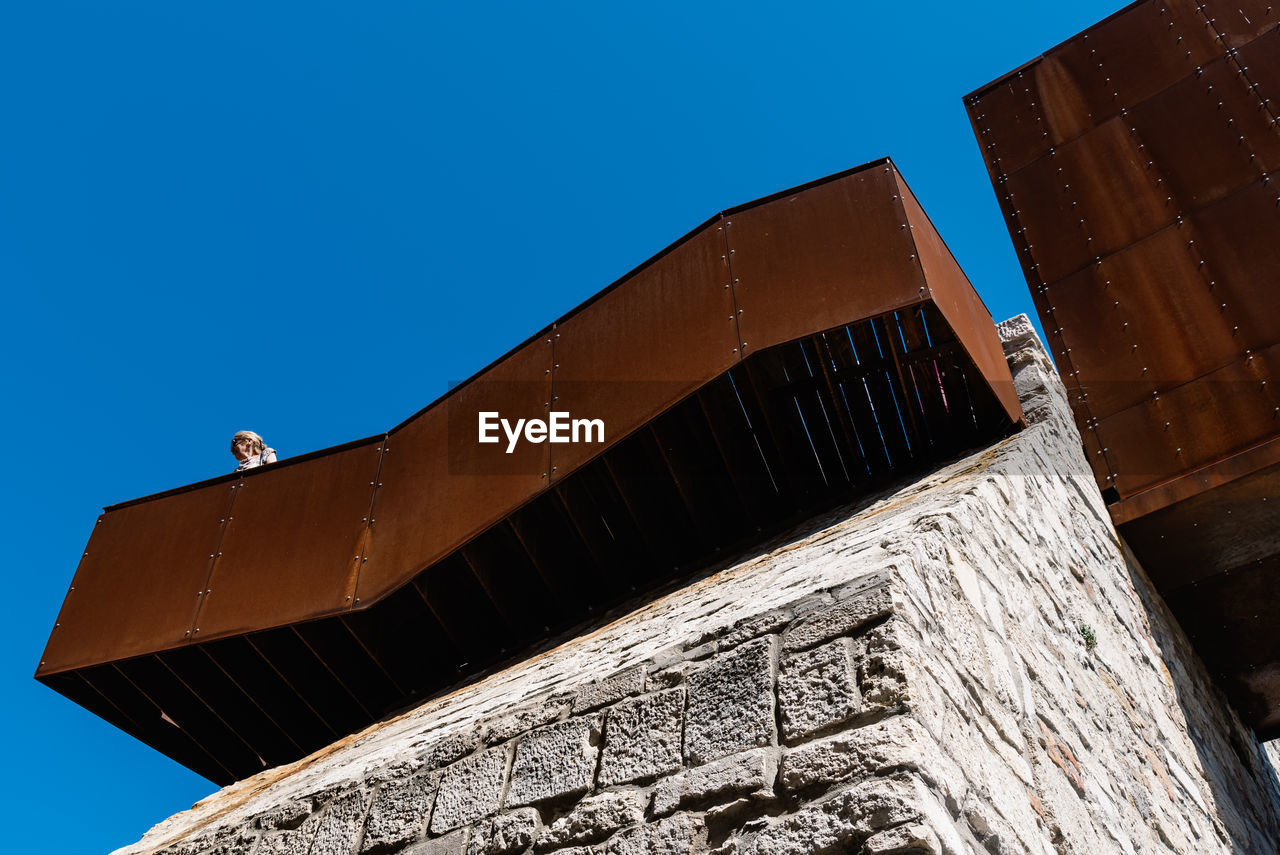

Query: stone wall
<box><xmin>118</xmin><ymin>319</ymin><xmax>1280</xmax><ymax>855</ymax></box>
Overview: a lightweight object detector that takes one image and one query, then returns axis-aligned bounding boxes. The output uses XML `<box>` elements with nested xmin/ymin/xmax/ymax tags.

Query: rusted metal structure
<box><xmin>37</xmin><ymin>160</ymin><xmax>1021</xmax><ymax>783</ymax></box>
<box><xmin>967</xmin><ymin>1</ymin><xmax>1280</xmax><ymax>735</ymax></box>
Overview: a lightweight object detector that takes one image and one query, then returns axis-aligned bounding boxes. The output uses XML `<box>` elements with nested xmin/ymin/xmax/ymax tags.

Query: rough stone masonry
<box><xmin>117</xmin><ymin>319</ymin><xmax>1280</xmax><ymax>855</ymax></box>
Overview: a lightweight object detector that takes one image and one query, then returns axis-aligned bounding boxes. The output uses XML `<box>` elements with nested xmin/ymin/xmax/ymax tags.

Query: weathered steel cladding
<box><xmin>39</xmin><ymin>484</ymin><xmax>233</xmax><ymax>674</ymax></box>
<box><xmin>969</xmin><ymin>0</ymin><xmax>1280</xmax><ymax>737</ymax></box>
<box><xmin>968</xmin><ymin>0</ymin><xmax>1280</xmax><ymax>503</ymax></box>
<box><xmin>37</xmin><ymin>161</ymin><xmax>1022</xmax><ymax>780</ymax></box>
<box><xmin>195</xmin><ymin>440</ymin><xmax>384</xmax><ymax>640</ymax></box>
<box><xmin>549</xmin><ymin>225</ymin><xmax>737</xmax><ymax>479</ymax></box>
<box><xmin>38</xmin><ymin>159</ymin><xmax>1020</xmax><ymax>679</ymax></box>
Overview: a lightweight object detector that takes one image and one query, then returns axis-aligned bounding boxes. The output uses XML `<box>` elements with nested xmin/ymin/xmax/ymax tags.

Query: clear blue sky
<box><xmin>2</xmin><ymin>2</ymin><xmax>1121</xmax><ymax>850</ymax></box>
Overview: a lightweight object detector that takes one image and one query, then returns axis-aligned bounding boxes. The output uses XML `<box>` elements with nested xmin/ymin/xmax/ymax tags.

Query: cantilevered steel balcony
<box><xmin>38</xmin><ymin>160</ymin><xmax>1021</xmax><ymax>783</ymax></box>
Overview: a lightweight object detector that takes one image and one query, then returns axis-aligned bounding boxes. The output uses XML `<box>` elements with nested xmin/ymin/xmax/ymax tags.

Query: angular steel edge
<box><xmin>1108</xmin><ymin>435</ymin><xmax>1280</xmax><ymax>525</ymax></box>
<box><xmin>37</xmin><ymin>158</ymin><xmax>1022</xmax><ymax>678</ymax></box>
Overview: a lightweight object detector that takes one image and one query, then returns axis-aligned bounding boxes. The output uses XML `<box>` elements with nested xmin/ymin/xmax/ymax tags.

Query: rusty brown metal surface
<box><xmin>969</xmin><ymin>0</ymin><xmax>1280</xmax><ymax>735</ymax></box>
<box><xmin>549</xmin><ymin>225</ymin><xmax>737</xmax><ymax>480</ymax></box>
<box><xmin>968</xmin><ymin>0</ymin><xmax>1280</xmax><ymax>503</ymax></box>
<box><xmin>356</xmin><ymin>336</ymin><xmax>553</xmax><ymax>605</ymax></box>
<box><xmin>896</xmin><ymin>175</ymin><xmax>1022</xmax><ymax>425</ymax></box>
<box><xmin>192</xmin><ymin>439</ymin><xmax>384</xmax><ymax>641</ymax></box>
<box><xmin>38</xmin><ymin>483</ymin><xmax>233</xmax><ymax>674</ymax></box>
<box><xmin>1109</xmin><ymin>434</ymin><xmax>1280</xmax><ymax>524</ymax></box>
<box><xmin>38</xmin><ymin>160</ymin><xmax>1023</xmax><ymax>780</ymax></box>
<box><xmin>727</xmin><ymin>164</ymin><xmax>926</xmax><ymax>356</ymax></box>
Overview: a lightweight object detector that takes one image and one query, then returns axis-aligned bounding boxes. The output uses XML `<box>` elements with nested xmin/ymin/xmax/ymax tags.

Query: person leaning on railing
<box><xmin>231</xmin><ymin>430</ymin><xmax>277</xmax><ymax>471</ymax></box>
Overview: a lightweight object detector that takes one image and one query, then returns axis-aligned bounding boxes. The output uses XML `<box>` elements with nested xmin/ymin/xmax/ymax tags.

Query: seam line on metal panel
<box><xmin>721</xmin><ymin>213</ymin><xmax>746</xmax><ymax>356</ymax></box>
<box><xmin>188</xmin><ymin>482</ymin><xmax>243</xmax><ymax>643</ymax></box>
<box><xmin>350</xmin><ymin>439</ymin><xmax>389</xmax><ymax>606</ymax></box>
<box><xmin>546</xmin><ymin>327</ymin><xmax>558</xmax><ymax>483</ymax></box>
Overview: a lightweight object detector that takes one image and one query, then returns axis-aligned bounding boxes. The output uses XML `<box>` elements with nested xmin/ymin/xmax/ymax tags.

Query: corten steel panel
<box><xmin>896</xmin><ymin>175</ymin><xmax>1021</xmax><ymax>424</ymax></box>
<box><xmin>1093</xmin><ymin>340</ymin><xmax>1280</xmax><ymax>497</ymax></box>
<box><xmin>1004</xmin><ymin>118</ymin><xmax>1175</xmax><ymax>284</ymax></box>
<box><xmin>37</xmin><ymin>483</ymin><xmax>232</xmax><ymax>675</ymax></box>
<box><xmin>191</xmin><ymin>439</ymin><xmax>384</xmax><ymax>640</ymax></box>
<box><xmin>1237</xmin><ymin>27</ymin><xmax>1280</xmax><ymax>110</ymax></box>
<box><xmin>1129</xmin><ymin>58</ymin><xmax>1280</xmax><ymax>208</ymax></box>
<box><xmin>969</xmin><ymin>2</ymin><xmax>1280</xmax><ymax>504</ymax></box>
<box><xmin>1046</xmin><ymin>224</ymin><xmax>1259</xmax><ymax>420</ymax></box>
<box><xmin>727</xmin><ymin>164</ymin><xmax>927</xmax><ymax>354</ymax></box>
<box><xmin>970</xmin><ymin>69</ymin><xmax>1055</xmax><ymax>179</ymax></box>
<box><xmin>1191</xmin><ymin>179</ymin><xmax>1280</xmax><ymax>343</ymax></box>
<box><xmin>356</xmin><ymin>336</ymin><xmax>552</xmax><ymax>604</ymax></box>
<box><xmin>1047</xmin><ymin>0</ymin><xmax>1217</xmax><ymax>134</ymax></box>
<box><xmin>549</xmin><ymin>225</ymin><xmax>737</xmax><ymax>480</ymax></box>
<box><xmin>1201</xmin><ymin>0</ymin><xmax>1280</xmax><ymax>45</ymax></box>
<box><xmin>1109</xmin><ymin>434</ymin><xmax>1280</xmax><ymax>524</ymax></box>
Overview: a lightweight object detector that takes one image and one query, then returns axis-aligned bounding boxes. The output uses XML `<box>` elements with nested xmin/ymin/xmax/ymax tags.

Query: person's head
<box><xmin>231</xmin><ymin>430</ymin><xmax>266</xmax><ymax>462</ymax></box>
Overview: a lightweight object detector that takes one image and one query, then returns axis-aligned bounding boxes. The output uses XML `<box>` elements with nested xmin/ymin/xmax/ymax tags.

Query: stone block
<box><xmin>782</xmin><ymin>577</ymin><xmax>895</xmax><ymax>652</ymax></box>
<box><xmin>737</xmin><ymin>775</ymin><xmax>921</xmax><ymax>855</ymax></box>
<box><xmin>862</xmin><ymin>824</ymin><xmax>942</xmax><ymax>854</ymax></box>
<box><xmin>361</xmin><ymin>775</ymin><xmax>436</xmax><ymax>853</ymax></box>
<box><xmin>203</xmin><ymin>833</ymin><xmax>259</xmax><ymax>855</ymax></box>
<box><xmin>504</xmin><ymin>716</ymin><xmax>600</xmax><ymax>807</ymax></box>
<box><xmin>255</xmin><ymin>801</ymin><xmax>312</xmax><ymax>831</ymax></box>
<box><xmin>996</xmin><ymin>313</ymin><xmax>1036</xmax><ymax>345</ymax></box>
<box><xmin>573</xmin><ymin>667</ymin><xmax>646</xmax><ymax>714</ymax></box>
<box><xmin>480</xmin><ymin>694</ymin><xmax>575</xmax><ymax>746</ymax></box>
<box><xmin>256</xmin><ymin>814</ymin><xmax>322</xmax><ymax>855</ymax></box>
<box><xmin>308</xmin><ymin>791</ymin><xmax>371</xmax><ymax>855</ymax></box>
<box><xmin>538</xmin><ymin>791</ymin><xmax>646</xmax><ymax>849</ymax></box>
<box><xmin>405</xmin><ymin>829</ymin><xmax>469</xmax><ymax>855</ymax></box>
<box><xmin>778</xmin><ymin>716</ymin><xmax>934</xmax><ymax>792</ymax></box>
<box><xmin>685</xmin><ymin>636</ymin><xmax>777</xmax><ymax>765</ymax></box>
<box><xmin>431</xmin><ymin>748</ymin><xmax>510</xmax><ymax>834</ymax></box>
<box><xmin>651</xmin><ymin>748</ymin><xmax>777</xmax><ymax>817</ymax></box>
<box><xmin>602</xmin><ymin>814</ymin><xmax>703</xmax><ymax>855</ymax></box>
<box><xmin>597</xmin><ymin>688</ymin><xmax>684</xmax><ymax>787</ymax></box>
<box><xmin>777</xmin><ymin>637</ymin><xmax>860</xmax><ymax>741</ymax></box>
<box><xmin>467</xmin><ymin>808</ymin><xmax>540</xmax><ymax>855</ymax></box>
<box><xmin>417</xmin><ymin>729</ymin><xmax>481</xmax><ymax>771</ymax></box>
